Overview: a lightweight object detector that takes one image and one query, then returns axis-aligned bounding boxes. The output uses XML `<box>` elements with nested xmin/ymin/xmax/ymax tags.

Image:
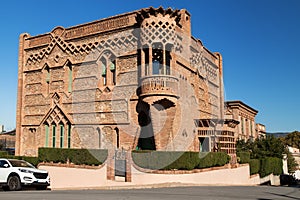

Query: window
<box><xmin>60</xmin><ymin>124</ymin><xmax>64</xmax><ymax>148</ymax></box>
<box><xmin>144</xmin><ymin>48</ymin><xmax>149</xmax><ymax>76</ymax></box>
<box><xmin>45</xmin><ymin>124</ymin><xmax>49</xmax><ymax>147</ymax></box>
<box><xmin>99</xmin><ymin>55</ymin><xmax>117</xmax><ymax>86</ymax></box>
<box><xmin>67</xmin><ymin>124</ymin><xmax>71</xmax><ymax>148</ymax></box>
<box><xmin>68</xmin><ymin>64</ymin><xmax>72</xmax><ymax>93</ymax></box>
<box><xmin>45</xmin><ymin>65</ymin><xmax>50</xmax><ymax>94</ymax></box>
<box><xmin>165</xmin><ymin>44</ymin><xmax>172</xmax><ymax>75</ymax></box>
<box><xmin>0</xmin><ymin>160</ymin><xmax>9</xmax><ymax>168</ymax></box>
<box><xmin>152</xmin><ymin>60</ymin><xmax>161</xmax><ymax>75</ymax></box>
<box><xmin>52</xmin><ymin>124</ymin><xmax>56</xmax><ymax>147</ymax></box>
<box><xmin>166</xmin><ymin>50</ymin><xmax>171</xmax><ymax>75</ymax></box>
<box><xmin>152</xmin><ymin>43</ymin><xmax>163</xmax><ymax>75</ymax></box>
<box><xmin>115</xmin><ymin>128</ymin><xmax>119</xmax><ymax>148</ymax></box>
<box><xmin>110</xmin><ymin>61</ymin><xmax>116</xmax><ymax>85</ymax></box>
<box><xmin>241</xmin><ymin>117</ymin><xmax>244</xmax><ymax>134</ymax></box>
<box><xmin>45</xmin><ymin>66</ymin><xmax>50</xmax><ymax>83</ymax></box>
<box><xmin>101</xmin><ymin>58</ymin><xmax>107</xmax><ymax>86</ymax></box>
<box><xmin>143</xmin><ymin>43</ymin><xmax>172</xmax><ymax>76</ymax></box>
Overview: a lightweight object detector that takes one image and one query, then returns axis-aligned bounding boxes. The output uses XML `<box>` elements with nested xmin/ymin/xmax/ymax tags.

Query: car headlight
<box><xmin>19</xmin><ymin>168</ymin><xmax>34</xmax><ymax>173</ymax></box>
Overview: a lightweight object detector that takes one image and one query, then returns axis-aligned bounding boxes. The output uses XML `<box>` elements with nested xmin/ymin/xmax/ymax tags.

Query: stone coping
<box><xmin>38</xmin><ymin>162</ymin><xmax>106</xmax><ymax>170</ymax></box>
<box><xmin>131</xmin><ymin>161</ymin><xmax>243</xmax><ymax>174</ymax></box>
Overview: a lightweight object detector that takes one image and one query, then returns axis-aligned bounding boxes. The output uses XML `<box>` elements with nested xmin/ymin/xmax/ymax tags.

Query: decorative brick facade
<box><xmin>225</xmin><ymin>101</ymin><xmax>259</xmax><ymax>141</ymax></box>
<box><xmin>16</xmin><ymin>7</ymin><xmax>228</xmax><ymax>156</ymax></box>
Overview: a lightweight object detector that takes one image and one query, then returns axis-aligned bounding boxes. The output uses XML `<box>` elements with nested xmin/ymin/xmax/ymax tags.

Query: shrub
<box><xmin>237</xmin><ymin>151</ymin><xmax>250</xmax><ymax>164</ymax></box>
<box><xmin>132</xmin><ymin>151</ymin><xmax>230</xmax><ymax>170</ymax></box>
<box><xmin>249</xmin><ymin>159</ymin><xmax>260</xmax><ymax>175</ymax></box>
<box><xmin>16</xmin><ymin>156</ymin><xmax>39</xmax><ymax>167</ymax></box>
<box><xmin>197</xmin><ymin>152</ymin><xmax>230</xmax><ymax>169</ymax></box>
<box><xmin>131</xmin><ymin>150</ymin><xmax>152</xmax><ymax>169</ymax></box>
<box><xmin>38</xmin><ymin>148</ymin><xmax>108</xmax><ymax>166</ymax></box>
<box><xmin>0</xmin><ymin>151</ymin><xmax>9</xmax><ymax>157</ymax></box>
<box><xmin>260</xmin><ymin>157</ymin><xmax>283</xmax><ymax>177</ymax></box>
<box><xmin>132</xmin><ymin>151</ymin><xmax>194</xmax><ymax>170</ymax></box>
<box><xmin>166</xmin><ymin>152</ymin><xmax>200</xmax><ymax>170</ymax></box>
<box><xmin>0</xmin><ymin>152</ymin><xmax>39</xmax><ymax>167</ymax></box>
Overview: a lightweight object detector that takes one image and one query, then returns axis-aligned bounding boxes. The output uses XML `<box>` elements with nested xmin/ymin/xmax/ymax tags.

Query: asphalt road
<box><xmin>0</xmin><ymin>186</ymin><xmax>299</xmax><ymax>200</ymax></box>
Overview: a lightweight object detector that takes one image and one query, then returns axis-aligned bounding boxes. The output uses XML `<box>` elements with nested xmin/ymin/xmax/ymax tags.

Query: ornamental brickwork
<box><xmin>16</xmin><ymin>7</ymin><xmax>227</xmax><ymax>156</ymax></box>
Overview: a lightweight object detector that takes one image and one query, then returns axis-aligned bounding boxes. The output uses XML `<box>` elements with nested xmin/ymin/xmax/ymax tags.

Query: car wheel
<box><xmin>7</xmin><ymin>176</ymin><xmax>22</xmax><ymax>191</ymax></box>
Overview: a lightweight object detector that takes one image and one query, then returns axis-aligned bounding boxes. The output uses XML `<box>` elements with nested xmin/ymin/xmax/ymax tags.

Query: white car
<box><xmin>0</xmin><ymin>158</ymin><xmax>50</xmax><ymax>191</ymax></box>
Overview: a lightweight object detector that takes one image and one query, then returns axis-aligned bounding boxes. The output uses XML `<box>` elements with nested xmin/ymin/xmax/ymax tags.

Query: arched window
<box><xmin>115</xmin><ymin>127</ymin><xmax>120</xmax><ymax>149</ymax></box>
<box><xmin>99</xmin><ymin>54</ymin><xmax>117</xmax><ymax>86</ymax></box>
<box><xmin>165</xmin><ymin>44</ymin><xmax>173</xmax><ymax>75</ymax></box>
<box><xmin>52</xmin><ymin>124</ymin><xmax>56</xmax><ymax>147</ymax></box>
<box><xmin>143</xmin><ymin>47</ymin><xmax>149</xmax><ymax>76</ymax></box>
<box><xmin>101</xmin><ymin>57</ymin><xmax>107</xmax><ymax>86</ymax></box>
<box><xmin>67</xmin><ymin>63</ymin><xmax>73</xmax><ymax>93</ymax></box>
<box><xmin>60</xmin><ymin>123</ymin><xmax>64</xmax><ymax>148</ymax></box>
<box><xmin>152</xmin><ymin>43</ymin><xmax>163</xmax><ymax>75</ymax></box>
<box><xmin>45</xmin><ymin>123</ymin><xmax>49</xmax><ymax>147</ymax></box>
<box><xmin>97</xmin><ymin>127</ymin><xmax>101</xmax><ymax>149</ymax></box>
<box><xmin>110</xmin><ymin>60</ymin><xmax>116</xmax><ymax>85</ymax></box>
<box><xmin>140</xmin><ymin>43</ymin><xmax>172</xmax><ymax>76</ymax></box>
<box><xmin>44</xmin><ymin>65</ymin><xmax>50</xmax><ymax>95</ymax></box>
<box><xmin>67</xmin><ymin>124</ymin><xmax>71</xmax><ymax>148</ymax></box>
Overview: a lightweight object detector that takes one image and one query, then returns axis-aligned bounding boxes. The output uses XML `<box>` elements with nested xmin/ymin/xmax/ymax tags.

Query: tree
<box><xmin>287</xmin><ymin>152</ymin><xmax>298</xmax><ymax>173</ymax></box>
<box><xmin>281</xmin><ymin>131</ymin><xmax>300</xmax><ymax>149</ymax></box>
<box><xmin>237</xmin><ymin>135</ymin><xmax>285</xmax><ymax>159</ymax></box>
<box><xmin>236</xmin><ymin>135</ymin><xmax>298</xmax><ymax>174</ymax></box>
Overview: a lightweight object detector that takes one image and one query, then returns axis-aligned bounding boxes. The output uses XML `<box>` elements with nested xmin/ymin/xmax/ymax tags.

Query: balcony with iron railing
<box><xmin>139</xmin><ymin>75</ymin><xmax>179</xmax><ymax>98</ymax></box>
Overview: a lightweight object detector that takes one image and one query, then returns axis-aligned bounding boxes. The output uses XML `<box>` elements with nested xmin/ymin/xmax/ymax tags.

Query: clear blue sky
<box><xmin>0</xmin><ymin>0</ymin><xmax>299</xmax><ymax>132</ymax></box>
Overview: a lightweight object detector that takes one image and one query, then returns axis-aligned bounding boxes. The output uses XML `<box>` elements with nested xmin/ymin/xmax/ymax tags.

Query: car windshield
<box><xmin>8</xmin><ymin>160</ymin><xmax>35</xmax><ymax>168</ymax></box>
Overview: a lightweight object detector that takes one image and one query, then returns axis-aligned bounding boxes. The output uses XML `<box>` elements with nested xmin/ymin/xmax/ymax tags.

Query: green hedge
<box><xmin>166</xmin><ymin>152</ymin><xmax>200</xmax><ymax>170</ymax></box>
<box><xmin>197</xmin><ymin>152</ymin><xmax>230</xmax><ymax>169</ymax></box>
<box><xmin>0</xmin><ymin>151</ymin><xmax>39</xmax><ymax>167</ymax></box>
<box><xmin>132</xmin><ymin>151</ymin><xmax>230</xmax><ymax>170</ymax></box>
<box><xmin>132</xmin><ymin>151</ymin><xmax>194</xmax><ymax>170</ymax></box>
<box><xmin>249</xmin><ymin>159</ymin><xmax>260</xmax><ymax>175</ymax></box>
<box><xmin>38</xmin><ymin>148</ymin><xmax>108</xmax><ymax>166</ymax></box>
<box><xmin>0</xmin><ymin>151</ymin><xmax>9</xmax><ymax>157</ymax></box>
<box><xmin>260</xmin><ymin>157</ymin><xmax>283</xmax><ymax>177</ymax></box>
<box><xmin>237</xmin><ymin>151</ymin><xmax>250</xmax><ymax>164</ymax></box>
<box><xmin>15</xmin><ymin>156</ymin><xmax>39</xmax><ymax>167</ymax></box>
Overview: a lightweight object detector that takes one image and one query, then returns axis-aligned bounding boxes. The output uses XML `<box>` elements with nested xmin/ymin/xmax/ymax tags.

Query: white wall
<box><xmin>39</xmin><ymin>164</ymin><xmax>260</xmax><ymax>189</ymax></box>
<box><xmin>131</xmin><ymin>165</ymin><xmax>260</xmax><ymax>186</ymax></box>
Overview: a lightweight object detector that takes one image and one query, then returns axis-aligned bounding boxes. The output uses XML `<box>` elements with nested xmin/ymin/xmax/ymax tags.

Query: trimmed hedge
<box><xmin>237</xmin><ymin>151</ymin><xmax>250</xmax><ymax>164</ymax></box>
<box><xmin>0</xmin><ymin>151</ymin><xmax>9</xmax><ymax>157</ymax></box>
<box><xmin>38</xmin><ymin>148</ymin><xmax>108</xmax><ymax>166</ymax></box>
<box><xmin>132</xmin><ymin>151</ymin><xmax>230</xmax><ymax>170</ymax></box>
<box><xmin>132</xmin><ymin>151</ymin><xmax>193</xmax><ymax>170</ymax></box>
<box><xmin>249</xmin><ymin>159</ymin><xmax>260</xmax><ymax>175</ymax></box>
<box><xmin>166</xmin><ymin>152</ymin><xmax>200</xmax><ymax>170</ymax></box>
<box><xmin>15</xmin><ymin>156</ymin><xmax>39</xmax><ymax>167</ymax></box>
<box><xmin>260</xmin><ymin>157</ymin><xmax>283</xmax><ymax>177</ymax></box>
<box><xmin>197</xmin><ymin>152</ymin><xmax>230</xmax><ymax>169</ymax></box>
<box><xmin>0</xmin><ymin>151</ymin><xmax>39</xmax><ymax>167</ymax></box>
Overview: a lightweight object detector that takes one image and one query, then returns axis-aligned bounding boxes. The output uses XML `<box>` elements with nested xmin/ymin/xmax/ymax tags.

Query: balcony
<box><xmin>139</xmin><ymin>75</ymin><xmax>179</xmax><ymax>98</ymax></box>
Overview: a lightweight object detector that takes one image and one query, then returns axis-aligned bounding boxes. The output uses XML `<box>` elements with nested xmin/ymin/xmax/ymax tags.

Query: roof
<box><xmin>225</xmin><ymin>100</ymin><xmax>258</xmax><ymax>114</ymax></box>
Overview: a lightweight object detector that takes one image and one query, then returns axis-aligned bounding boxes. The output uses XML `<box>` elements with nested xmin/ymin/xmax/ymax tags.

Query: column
<box><xmin>141</xmin><ymin>48</ymin><xmax>145</xmax><ymax>76</ymax></box>
<box><xmin>162</xmin><ymin>45</ymin><xmax>166</xmax><ymax>75</ymax></box>
<box><xmin>149</xmin><ymin>46</ymin><xmax>153</xmax><ymax>75</ymax></box>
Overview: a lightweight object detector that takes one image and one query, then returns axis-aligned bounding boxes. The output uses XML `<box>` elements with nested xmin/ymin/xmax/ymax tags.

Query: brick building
<box><xmin>256</xmin><ymin>123</ymin><xmax>266</xmax><ymax>138</ymax></box>
<box><xmin>225</xmin><ymin>101</ymin><xmax>260</xmax><ymax>141</ymax></box>
<box><xmin>16</xmin><ymin>7</ymin><xmax>241</xmax><ymax>156</ymax></box>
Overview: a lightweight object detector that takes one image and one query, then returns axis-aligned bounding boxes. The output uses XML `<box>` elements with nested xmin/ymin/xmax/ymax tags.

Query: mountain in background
<box><xmin>266</xmin><ymin>132</ymin><xmax>290</xmax><ymax>138</ymax></box>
